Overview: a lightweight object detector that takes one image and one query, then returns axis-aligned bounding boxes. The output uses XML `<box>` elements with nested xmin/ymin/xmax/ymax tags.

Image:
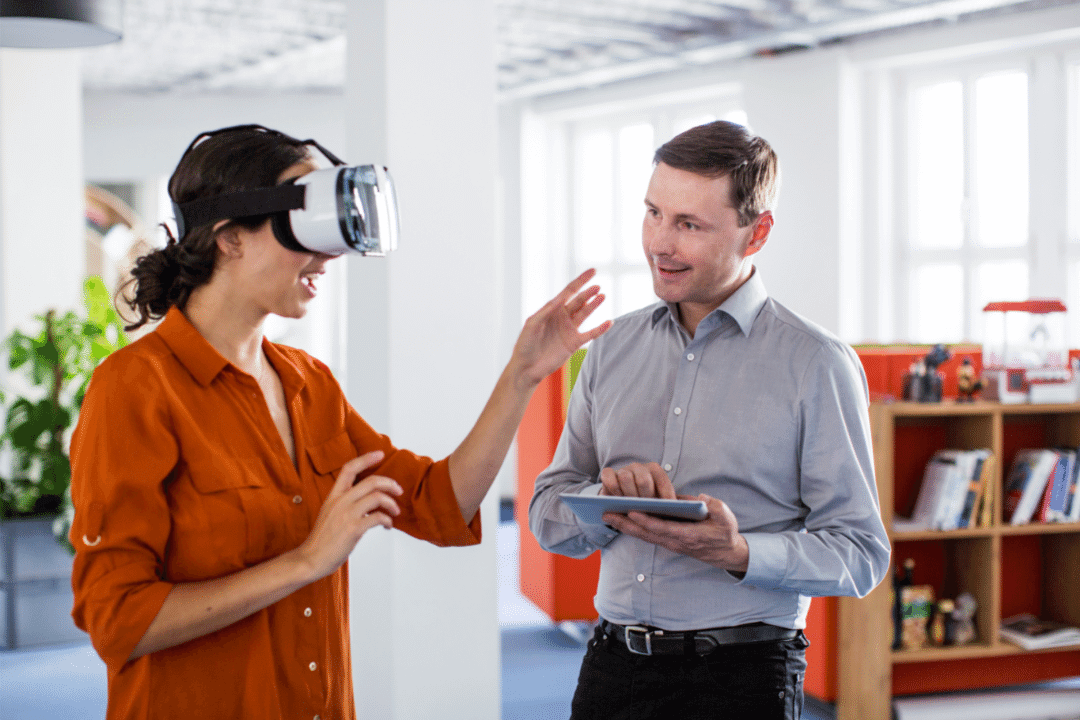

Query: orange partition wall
<box><xmin>515</xmin><ymin>366</ymin><xmax>601</xmax><ymax>622</ymax></box>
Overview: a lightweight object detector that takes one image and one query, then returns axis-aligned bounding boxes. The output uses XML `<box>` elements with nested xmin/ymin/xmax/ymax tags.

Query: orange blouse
<box><xmin>69</xmin><ymin>307</ymin><xmax>481</xmax><ymax>720</ymax></box>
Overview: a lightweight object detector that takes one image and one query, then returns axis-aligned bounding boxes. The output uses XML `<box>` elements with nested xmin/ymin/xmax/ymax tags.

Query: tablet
<box><xmin>559</xmin><ymin>492</ymin><xmax>708</xmax><ymax>525</ymax></box>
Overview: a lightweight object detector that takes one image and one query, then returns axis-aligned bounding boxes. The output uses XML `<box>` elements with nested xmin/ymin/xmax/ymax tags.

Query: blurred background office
<box><xmin>1</xmin><ymin>1</ymin><xmax>1079</xmax><ymax>719</ymax></box>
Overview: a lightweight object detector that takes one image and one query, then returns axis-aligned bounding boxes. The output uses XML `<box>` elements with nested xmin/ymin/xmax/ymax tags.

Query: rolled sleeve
<box><xmin>344</xmin><ymin>408</ymin><xmax>481</xmax><ymax>547</ymax></box>
<box><xmin>69</xmin><ymin>356</ymin><xmax>180</xmax><ymax>669</ymax></box>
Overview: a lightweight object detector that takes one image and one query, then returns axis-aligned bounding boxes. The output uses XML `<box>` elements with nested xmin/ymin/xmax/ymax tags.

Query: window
<box><xmin>903</xmin><ymin>67</ymin><xmax>1031</xmax><ymax>343</ymax></box>
<box><xmin>525</xmin><ymin>97</ymin><xmax>747</xmax><ymax>327</ymax></box>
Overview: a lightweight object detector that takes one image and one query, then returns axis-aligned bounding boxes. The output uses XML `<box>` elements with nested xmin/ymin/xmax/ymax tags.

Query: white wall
<box><xmin>0</xmin><ymin>49</ymin><xmax>85</xmax><ymax>337</ymax></box>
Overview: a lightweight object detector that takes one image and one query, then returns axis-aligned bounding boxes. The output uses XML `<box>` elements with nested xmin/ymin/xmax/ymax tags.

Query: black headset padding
<box><xmin>268</xmin><ymin>179</ymin><xmax>310</xmax><ymax>253</ymax></box>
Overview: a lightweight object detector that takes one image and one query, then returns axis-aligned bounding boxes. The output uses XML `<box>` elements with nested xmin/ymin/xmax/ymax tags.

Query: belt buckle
<box><xmin>624</xmin><ymin>625</ymin><xmax>659</xmax><ymax>656</ymax></box>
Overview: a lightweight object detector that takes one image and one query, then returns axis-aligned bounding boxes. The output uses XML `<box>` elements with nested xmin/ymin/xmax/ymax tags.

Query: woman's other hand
<box><xmin>295</xmin><ymin>450</ymin><xmax>402</xmax><ymax>581</ymax></box>
<box><xmin>511</xmin><ymin>268</ymin><xmax>611</xmax><ymax>388</ymax></box>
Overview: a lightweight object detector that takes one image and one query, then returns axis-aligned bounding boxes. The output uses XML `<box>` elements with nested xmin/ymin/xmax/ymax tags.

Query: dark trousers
<box><xmin>569</xmin><ymin>623</ymin><xmax>809</xmax><ymax>720</ymax></box>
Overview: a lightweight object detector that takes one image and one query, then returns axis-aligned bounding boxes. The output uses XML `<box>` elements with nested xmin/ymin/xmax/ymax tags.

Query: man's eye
<box><xmin>682</xmin><ymin>222</ymin><xmax>697</xmax><ymax>231</ymax></box>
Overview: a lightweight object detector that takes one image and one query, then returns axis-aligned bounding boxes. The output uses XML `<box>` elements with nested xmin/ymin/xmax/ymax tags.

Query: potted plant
<box><xmin>0</xmin><ymin>276</ymin><xmax>127</xmax><ymax>648</ymax></box>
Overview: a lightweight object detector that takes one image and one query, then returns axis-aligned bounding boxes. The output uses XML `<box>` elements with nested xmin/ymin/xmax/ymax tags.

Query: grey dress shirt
<box><xmin>528</xmin><ymin>270</ymin><xmax>891</xmax><ymax>631</ymax></box>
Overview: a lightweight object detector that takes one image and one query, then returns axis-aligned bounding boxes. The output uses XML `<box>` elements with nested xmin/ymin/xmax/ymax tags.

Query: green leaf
<box><xmin>8</xmin><ymin>337</ymin><xmax>30</xmax><ymax>370</ymax></box>
<box><xmin>90</xmin><ymin>337</ymin><xmax>114</xmax><ymax>363</ymax></box>
<box><xmin>84</xmin><ymin>276</ymin><xmax>111</xmax><ymax>326</ymax></box>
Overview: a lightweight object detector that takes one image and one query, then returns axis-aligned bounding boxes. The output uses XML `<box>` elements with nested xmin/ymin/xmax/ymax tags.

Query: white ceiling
<box><xmin>76</xmin><ymin>0</ymin><xmax>1073</xmax><ymax>99</ymax></box>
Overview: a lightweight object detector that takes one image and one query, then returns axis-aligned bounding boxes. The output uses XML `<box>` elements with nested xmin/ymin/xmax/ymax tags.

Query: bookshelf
<box><xmin>836</xmin><ymin>401</ymin><xmax>1080</xmax><ymax>720</ymax></box>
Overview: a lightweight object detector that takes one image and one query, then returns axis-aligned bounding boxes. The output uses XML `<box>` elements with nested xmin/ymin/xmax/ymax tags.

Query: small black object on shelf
<box><xmin>902</xmin><ymin>344</ymin><xmax>951</xmax><ymax>402</ymax></box>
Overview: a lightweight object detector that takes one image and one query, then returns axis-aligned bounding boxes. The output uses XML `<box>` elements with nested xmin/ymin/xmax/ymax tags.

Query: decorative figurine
<box><xmin>931</xmin><ymin>598</ymin><xmax>953</xmax><ymax>646</ymax></box>
<box><xmin>902</xmin><ymin>344</ymin><xmax>951</xmax><ymax>402</ymax></box>
<box><xmin>956</xmin><ymin>356</ymin><xmax>983</xmax><ymax>402</ymax></box>
<box><xmin>947</xmin><ymin>591</ymin><xmax>978</xmax><ymax>646</ymax></box>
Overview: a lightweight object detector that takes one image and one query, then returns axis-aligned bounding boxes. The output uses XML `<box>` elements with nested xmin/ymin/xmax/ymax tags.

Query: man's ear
<box><xmin>744</xmin><ymin>211</ymin><xmax>773</xmax><ymax>258</ymax></box>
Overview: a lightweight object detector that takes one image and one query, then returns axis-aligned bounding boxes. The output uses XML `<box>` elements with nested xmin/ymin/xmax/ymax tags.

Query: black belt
<box><xmin>601</xmin><ymin>620</ymin><xmax>798</xmax><ymax>656</ymax></box>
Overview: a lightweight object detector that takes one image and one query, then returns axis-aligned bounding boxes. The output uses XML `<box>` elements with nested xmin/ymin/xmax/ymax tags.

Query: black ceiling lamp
<box><xmin>0</xmin><ymin>0</ymin><xmax>122</xmax><ymax>48</ymax></box>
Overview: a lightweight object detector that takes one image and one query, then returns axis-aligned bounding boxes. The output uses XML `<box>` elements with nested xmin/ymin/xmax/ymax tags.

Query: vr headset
<box><xmin>171</xmin><ymin>125</ymin><xmax>398</xmax><ymax>256</ymax></box>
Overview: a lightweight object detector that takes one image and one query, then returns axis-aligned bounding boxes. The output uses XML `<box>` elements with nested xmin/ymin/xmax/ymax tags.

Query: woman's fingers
<box><xmin>346</xmin><ymin>475</ymin><xmax>402</xmax><ymax>519</ymax></box>
<box><xmin>329</xmin><ymin>450</ymin><xmax>386</xmax><ymax>499</ymax></box>
<box><xmin>550</xmin><ymin>268</ymin><xmax>597</xmax><ymax>308</ymax></box>
<box><xmin>564</xmin><ymin>284</ymin><xmax>601</xmax><ymax>317</ymax></box>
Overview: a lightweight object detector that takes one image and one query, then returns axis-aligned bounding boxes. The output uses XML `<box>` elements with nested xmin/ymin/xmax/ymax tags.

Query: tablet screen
<box><xmin>559</xmin><ymin>492</ymin><xmax>708</xmax><ymax>524</ymax></box>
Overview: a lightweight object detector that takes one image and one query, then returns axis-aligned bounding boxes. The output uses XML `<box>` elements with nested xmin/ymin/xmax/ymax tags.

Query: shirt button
<box><xmin>673</xmin><ymin>407</ymin><xmax>682</xmax><ymax>415</ymax></box>
<box><xmin>309</xmin><ymin>661</ymin><xmax>317</xmax><ymax>671</ymax></box>
<box><xmin>293</xmin><ymin>495</ymin><xmax>303</xmax><ymax>504</ymax></box>
<box><xmin>663</xmin><ymin>464</ymin><xmax>672</xmax><ymax>472</ymax></box>
<box><xmin>686</xmin><ymin>353</ymin><xmax>695</xmax><ymax>361</ymax></box>
<box><xmin>304</xmin><ymin>607</ymin><xmax>312</xmax><ymax>617</ymax></box>
<box><xmin>636</xmin><ymin>574</ymin><xmax>645</xmax><ymax>582</ymax></box>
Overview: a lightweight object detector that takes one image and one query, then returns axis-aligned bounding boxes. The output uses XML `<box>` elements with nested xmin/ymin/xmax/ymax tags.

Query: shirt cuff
<box><xmin>573</xmin><ymin>484</ymin><xmax>620</xmax><ymax>546</ymax></box>
<box><xmin>736</xmin><ymin>532</ymin><xmax>787</xmax><ymax>589</ymax></box>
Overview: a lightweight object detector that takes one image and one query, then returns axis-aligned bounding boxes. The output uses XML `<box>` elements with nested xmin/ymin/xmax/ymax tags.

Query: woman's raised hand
<box><xmin>511</xmin><ymin>269</ymin><xmax>611</xmax><ymax>388</ymax></box>
<box><xmin>295</xmin><ymin>450</ymin><xmax>402</xmax><ymax>581</ymax></box>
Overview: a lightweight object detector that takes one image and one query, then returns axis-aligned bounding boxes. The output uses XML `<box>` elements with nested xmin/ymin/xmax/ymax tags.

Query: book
<box><xmin>938</xmin><ymin>449</ymin><xmax>985</xmax><ymax>531</ymax></box>
<box><xmin>893</xmin><ymin>449</ymin><xmax>993</xmax><ymax>532</ymax></box>
<box><xmin>958</xmin><ymin>452</ymin><xmax>993</xmax><ymax>529</ymax></box>
<box><xmin>1003</xmin><ymin>450</ymin><xmax>1060</xmax><ymax>525</ymax></box>
<box><xmin>1064</xmin><ymin>448</ymin><xmax>1080</xmax><ymax>522</ymax></box>
<box><xmin>999</xmin><ymin>614</ymin><xmax>1080</xmax><ymax>650</ymax></box>
<box><xmin>1037</xmin><ymin>450</ymin><xmax>1076</xmax><ymax>523</ymax></box>
<box><xmin>895</xmin><ymin>453</ymin><xmax>959</xmax><ymax>531</ymax></box>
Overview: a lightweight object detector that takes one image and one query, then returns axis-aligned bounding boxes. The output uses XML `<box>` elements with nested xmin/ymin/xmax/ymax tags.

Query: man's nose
<box><xmin>644</xmin><ymin>221</ymin><xmax>676</xmax><ymax>257</ymax></box>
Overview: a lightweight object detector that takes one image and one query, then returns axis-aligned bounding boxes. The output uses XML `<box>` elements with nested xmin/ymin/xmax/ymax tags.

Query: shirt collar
<box><xmin>155</xmin><ymin>307</ymin><xmax>305</xmax><ymax>398</ymax></box>
<box><xmin>156</xmin><ymin>307</ymin><xmax>230</xmax><ymax>387</ymax></box>
<box><xmin>650</xmin><ymin>269</ymin><xmax>769</xmax><ymax>337</ymax></box>
<box><xmin>262</xmin><ymin>335</ymin><xmax>305</xmax><ymax>403</ymax></box>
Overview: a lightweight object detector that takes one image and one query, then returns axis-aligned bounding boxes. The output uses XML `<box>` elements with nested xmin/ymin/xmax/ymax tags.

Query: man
<box><xmin>528</xmin><ymin>120</ymin><xmax>891</xmax><ymax>720</ymax></box>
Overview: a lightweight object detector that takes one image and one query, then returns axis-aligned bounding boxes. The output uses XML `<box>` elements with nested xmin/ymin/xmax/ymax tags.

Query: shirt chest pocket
<box><xmin>168</xmin><ymin>456</ymin><xmax>271</xmax><ymax>579</ymax></box>
<box><xmin>307</xmin><ymin>431</ymin><xmax>358</xmax><ymax>493</ymax></box>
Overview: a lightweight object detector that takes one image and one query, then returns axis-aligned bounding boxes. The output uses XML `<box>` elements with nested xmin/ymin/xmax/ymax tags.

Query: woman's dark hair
<box><xmin>653</xmin><ymin>120</ymin><xmax>780</xmax><ymax>227</ymax></box>
<box><xmin>122</xmin><ymin>125</ymin><xmax>313</xmax><ymax>331</ymax></box>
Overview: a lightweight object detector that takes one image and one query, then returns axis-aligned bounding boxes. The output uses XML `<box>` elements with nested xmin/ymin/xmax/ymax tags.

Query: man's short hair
<box><xmin>653</xmin><ymin>121</ymin><xmax>780</xmax><ymax>227</ymax></box>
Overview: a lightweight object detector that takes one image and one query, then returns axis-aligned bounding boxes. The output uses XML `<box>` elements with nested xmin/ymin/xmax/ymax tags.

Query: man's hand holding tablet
<box><xmin>564</xmin><ymin>461</ymin><xmax>750</xmax><ymax>574</ymax></box>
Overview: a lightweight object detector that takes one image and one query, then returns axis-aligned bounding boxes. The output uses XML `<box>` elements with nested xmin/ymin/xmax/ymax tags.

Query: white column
<box><xmin>0</xmin><ymin>49</ymin><xmax>85</xmax><ymax>337</ymax></box>
<box><xmin>741</xmin><ymin>50</ymin><xmax>847</xmax><ymax>337</ymax></box>
<box><xmin>344</xmin><ymin>2</ymin><xmax>501</xmax><ymax>719</ymax></box>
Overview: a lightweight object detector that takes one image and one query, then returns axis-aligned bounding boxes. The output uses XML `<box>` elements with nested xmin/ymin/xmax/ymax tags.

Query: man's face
<box><xmin>641</xmin><ymin>162</ymin><xmax>771</xmax><ymax>318</ymax></box>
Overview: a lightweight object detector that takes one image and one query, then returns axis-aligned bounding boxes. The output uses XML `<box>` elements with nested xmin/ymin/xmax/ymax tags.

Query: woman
<box><xmin>68</xmin><ymin>125</ymin><xmax>609</xmax><ymax>720</ymax></box>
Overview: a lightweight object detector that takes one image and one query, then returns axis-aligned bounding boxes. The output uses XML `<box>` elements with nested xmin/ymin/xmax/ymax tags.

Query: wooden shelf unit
<box><xmin>836</xmin><ymin>401</ymin><xmax>1080</xmax><ymax>720</ymax></box>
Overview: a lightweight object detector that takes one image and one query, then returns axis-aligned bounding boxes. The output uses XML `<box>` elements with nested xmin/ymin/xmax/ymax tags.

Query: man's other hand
<box><xmin>602</xmin><ymin>493</ymin><xmax>751</xmax><ymax>574</ymax></box>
